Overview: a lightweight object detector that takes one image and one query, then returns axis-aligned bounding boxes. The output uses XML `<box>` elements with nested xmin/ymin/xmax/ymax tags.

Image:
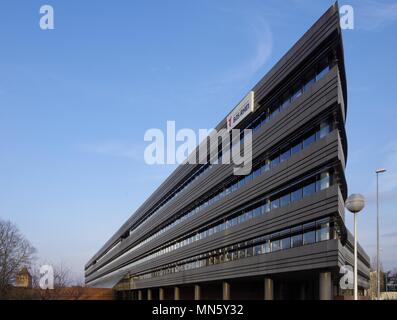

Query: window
<box><xmin>271</xmin><ymin>106</ymin><xmax>280</xmax><ymax>119</ymax></box>
<box><xmin>238</xmin><ymin>178</ymin><xmax>245</xmax><ymax>188</ymax></box>
<box><xmin>291</xmin><ymin>188</ymin><xmax>303</xmax><ymax>202</ymax></box>
<box><xmin>317</xmin><ymin>121</ymin><xmax>331</xmax><ymax>139</ymax></box>
<box><xmin>213</xmin><ymin>255</ymin><xmax>220</xmax><ymax>265</ymax></box>
<box><xmin>280</xmin><ymin>149</ymin><xmax>291</xmax><ymax>162</ymax></box>
<box><xmin>271</xmin><ymin>198</ymin><xmax>280</xmax><ymax>210</ymax></box>
<box><xmin>254</xmin><ymin>245</ymin><xmax>262</xmax><ymax>256</ymax></box>
<box><xmin>304</xmin><ymin>72</ymin><xmax>316</xmax><ymax>91</ymax></box>
<box><xmin>224</xmin><ymin>252</ymin><xmax>231</xmax><ymax>262</ymax></box>
<box><xmin>291</xmin><ymin>141</ymin><xmax>302</xmax><ymax>155</ymax></box>
<box><xmin>303</xmin><ymin>230</ymin><xmax>316</xmax><ymax>245</ymax></box>
<box><xmin>245</xmin><ymin>210</ymin><xmax>253</xmax><ymax>220</ymax></box>
<box><xmin>303</xmin><ymin>222</ymin><xmax>316</xmax><ymax>245</ymax></box>
<box><xmin>261</xmin><ymin>161</ymin><xmax>270</xmax><ymax>173</ymax></box>
<box><xmin>303</xmin><ymin>182</ymin><xmax>316</xmax><ymax>197</ymax></box>
<box><xmin>231</xmin><ymin>251</ymin><xmax>238</xmax><ymax>261</ymax></box>
<box><xmin>316</xmin><ymin>172</ymin><xmax>330</xmax><ymax>191</ymax></box>
<box><xmin>271</xmin><ymin>239</ymin><xmax>281</xmax><ymax>252</ymax></box>
<box><xmin>231</xmin><ymin>217</ymin><xmax>238</xmax><ymax>227</ymax></box>
<box><xmin>253</xmin><ymin>167</ymin><xmax>261</xmax><ymax>179</ymax></box>
<box><xmin>291</xmin><ymin>234</ymin><xmax>303</xmax><ymax>247</ymax></box>
<box><xmin>271</xmin><ymin>155</ymin><xmax>280</xmax><ymax>168</ymax></box>
<box><xmin>262</xmin><ymin>201</ymin><xmax>270</xmax><ymax>214</ymax></box>
<box><xmin>292</xmin><ymin>84</ymin><xmax>303</xmax><ymax>101</ymax></box>
<box><xmin>303</xmin><ymin>133</ymin><xmax>316</xmax><ymax>148</ymax></box>
<box><xmin>280</xmin><ymin>194</ymin><xmax>291</xmax><ymax>207</ymax></box>
<box><xmin>253</xmin><ymin>207</ymin><xmax>261</xmax><ymax>217</ymax></box>
<box><xmin>262</xmin><ymin>240</ymin><xmax>271</xmax><ymax>253</ymax></box>
<box><xmin>232</xmin><ymin>182</ymin><xmax>238</xmax><ymax>192</ymax></box>
<box><xmin>280</xmin><ymin>95</ymin><xmax>290</xmax><ymax>111</ymax></box>
<box><xmin>244</xmin><ymin>173</ymin><xmax>253</xmax><ymax>184</ymax></box>
<box><xmin>316</xmin><ymin>220</ymin><xmax>331</xmax><ymax>242</ymax></box>
<box><xmin>316</xmin><ymin>65</ymin><xmax>330</xmax><ymax>81</ymax></box>
<box><xmin>281</xmin><ymin>237</ymin><xmax>291</xmax><ymax>250</ymax></box>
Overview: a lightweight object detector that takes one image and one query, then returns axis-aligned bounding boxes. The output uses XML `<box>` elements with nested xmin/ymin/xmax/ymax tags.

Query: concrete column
<box><xmin>174</xmin><ymin>287</ymin><xmax>181</xmax><ymax>300</ymax></box>
<box><xmin>174</xmin><ymin>286</ymin><xmax>180</xmax><ymax>300</ymax></box>
<box><xmin>159</xmin><ymin>288</ymin><xmax>165</xmax><ymax>300</ymax></box>
<box><xmin>194</xmin><ymin>285</ymin><xmax>201</xmax><ymax>300</ymax></box>
<box><xmin>138</xmin><ymin>290</ymin><xmax>142</xmax><ymax>300</ymax></box>
<box><xmin>222</xmin><ymin>281</ymin><xmax>230</xmax><ymax>300</ymax></box>
<box><xmin>264</xmin><ymin>278</ymin><xmax>274</xmax><ymax>300</ymax></box>
<box><xmin>319</xmin><ymin>272</ymin><xmax>332</xmax><ymax>300</ymax></box>
<box><xmin>147</xmin><ymin>289</ymin><xmax>152</xmax><ymax>301</ymax></box>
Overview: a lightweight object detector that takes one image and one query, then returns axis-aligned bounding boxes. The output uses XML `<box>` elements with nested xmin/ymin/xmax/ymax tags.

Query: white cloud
<box><xmin>206</xmin><ymin>13</ymin><xmax>273</xmax><ymax>89</ymax></box>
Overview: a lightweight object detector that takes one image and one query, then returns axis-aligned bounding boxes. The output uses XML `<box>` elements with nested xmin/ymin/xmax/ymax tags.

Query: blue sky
<box><xmin>0</xmin><ymin>0</ymin><xmax>396</xmax><ymax>280</ymax></box>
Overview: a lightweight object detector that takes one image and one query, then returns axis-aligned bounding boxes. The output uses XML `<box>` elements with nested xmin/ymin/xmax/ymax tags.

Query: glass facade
<box><xmin>92</xmin><ymin>171</ymin><xmax>333</xmax><ymax>277</ymax></box>
<box><xmin>134</xmin><ymin>217</ymin><xmax>337</xmax><ymax>281</ymax></box>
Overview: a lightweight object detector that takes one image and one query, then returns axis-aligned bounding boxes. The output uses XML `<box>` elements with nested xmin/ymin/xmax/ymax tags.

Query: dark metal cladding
<box><xmin>85</xmin><ymin>3</ymin><xmax>370</xmax><ymax>299</ymax></box>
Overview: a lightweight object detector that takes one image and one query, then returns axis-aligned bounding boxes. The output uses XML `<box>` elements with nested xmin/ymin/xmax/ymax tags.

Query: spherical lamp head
<box><xmin>345</xmin><ymin>193</ymin><xmax>365</xmax><ymax>213</ymax></box>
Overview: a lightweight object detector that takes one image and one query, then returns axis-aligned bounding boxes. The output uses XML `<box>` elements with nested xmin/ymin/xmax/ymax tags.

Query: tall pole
<box><xmin>346</xmin><ymin>194</ymin><xmax>365</xmax><ymax>301</ymax></box>
<box><xmin>377</xmin><ymin>172</ymin><xmax>380</xmax><ymax>300</ymax></box>
<box><xmin>376</xmin><ymin>168</ymin><xmax>386</xmax><ymax>300</ymax></box>
<box><xmin>354</xmin><ymin>212</ymin><xmax>358</xmax><ymax>300</ymax></box>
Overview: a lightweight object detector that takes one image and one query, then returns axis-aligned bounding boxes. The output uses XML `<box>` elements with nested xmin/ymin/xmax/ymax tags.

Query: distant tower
<box><xmin>16</xmin><ymin>267</ymin><xmax>33</xmax><ymax>289</ymax></box>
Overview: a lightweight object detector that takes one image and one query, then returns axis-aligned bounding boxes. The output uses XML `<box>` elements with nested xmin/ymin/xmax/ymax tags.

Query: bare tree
<box><xmin>0</xmin><ymin>219</ymin><xmax>36</xmax><ymax>299</ymax></box>
<box><xmin>371</xmin><ymin>255</ymin><xmax>384</xmax><ymax>272</ymax></box>
<box><xmin>53</xmin><ymin>263</ymin><xmax>72</xmax><ymax>289</ymax></box>
<box><xmin>31</xmin><ymin>262</ymin><xmax>81</xmax><ymax>300</ymax></box>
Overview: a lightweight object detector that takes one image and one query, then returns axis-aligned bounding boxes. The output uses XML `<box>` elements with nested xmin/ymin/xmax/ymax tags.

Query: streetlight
<box><xmin>376</xmin><ymin>168</ymin><xmax>386</xmax><ymax>300</ymax></box>
<box><xmin>345</xmin><ymin>193</ymin><xmax>365</xmax><ymax>300</ymax></box>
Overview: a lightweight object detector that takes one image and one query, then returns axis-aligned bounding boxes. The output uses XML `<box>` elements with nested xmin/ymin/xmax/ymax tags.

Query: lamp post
<box><xmin>376</xmin><ymin>168</ymin><xmax>386</xmax><ymax>300</ymax></box>
<box><xmin>345</xmin><ymin>193</ymin><xmax>365</xmax><ymax>300</ymax></box>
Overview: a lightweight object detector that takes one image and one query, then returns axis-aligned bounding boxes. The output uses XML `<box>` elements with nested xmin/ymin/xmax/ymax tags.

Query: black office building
<box><xmin>85</xmin><ymin>3</ymin><xmax>370</xmax><ymax>300</ymax></box>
